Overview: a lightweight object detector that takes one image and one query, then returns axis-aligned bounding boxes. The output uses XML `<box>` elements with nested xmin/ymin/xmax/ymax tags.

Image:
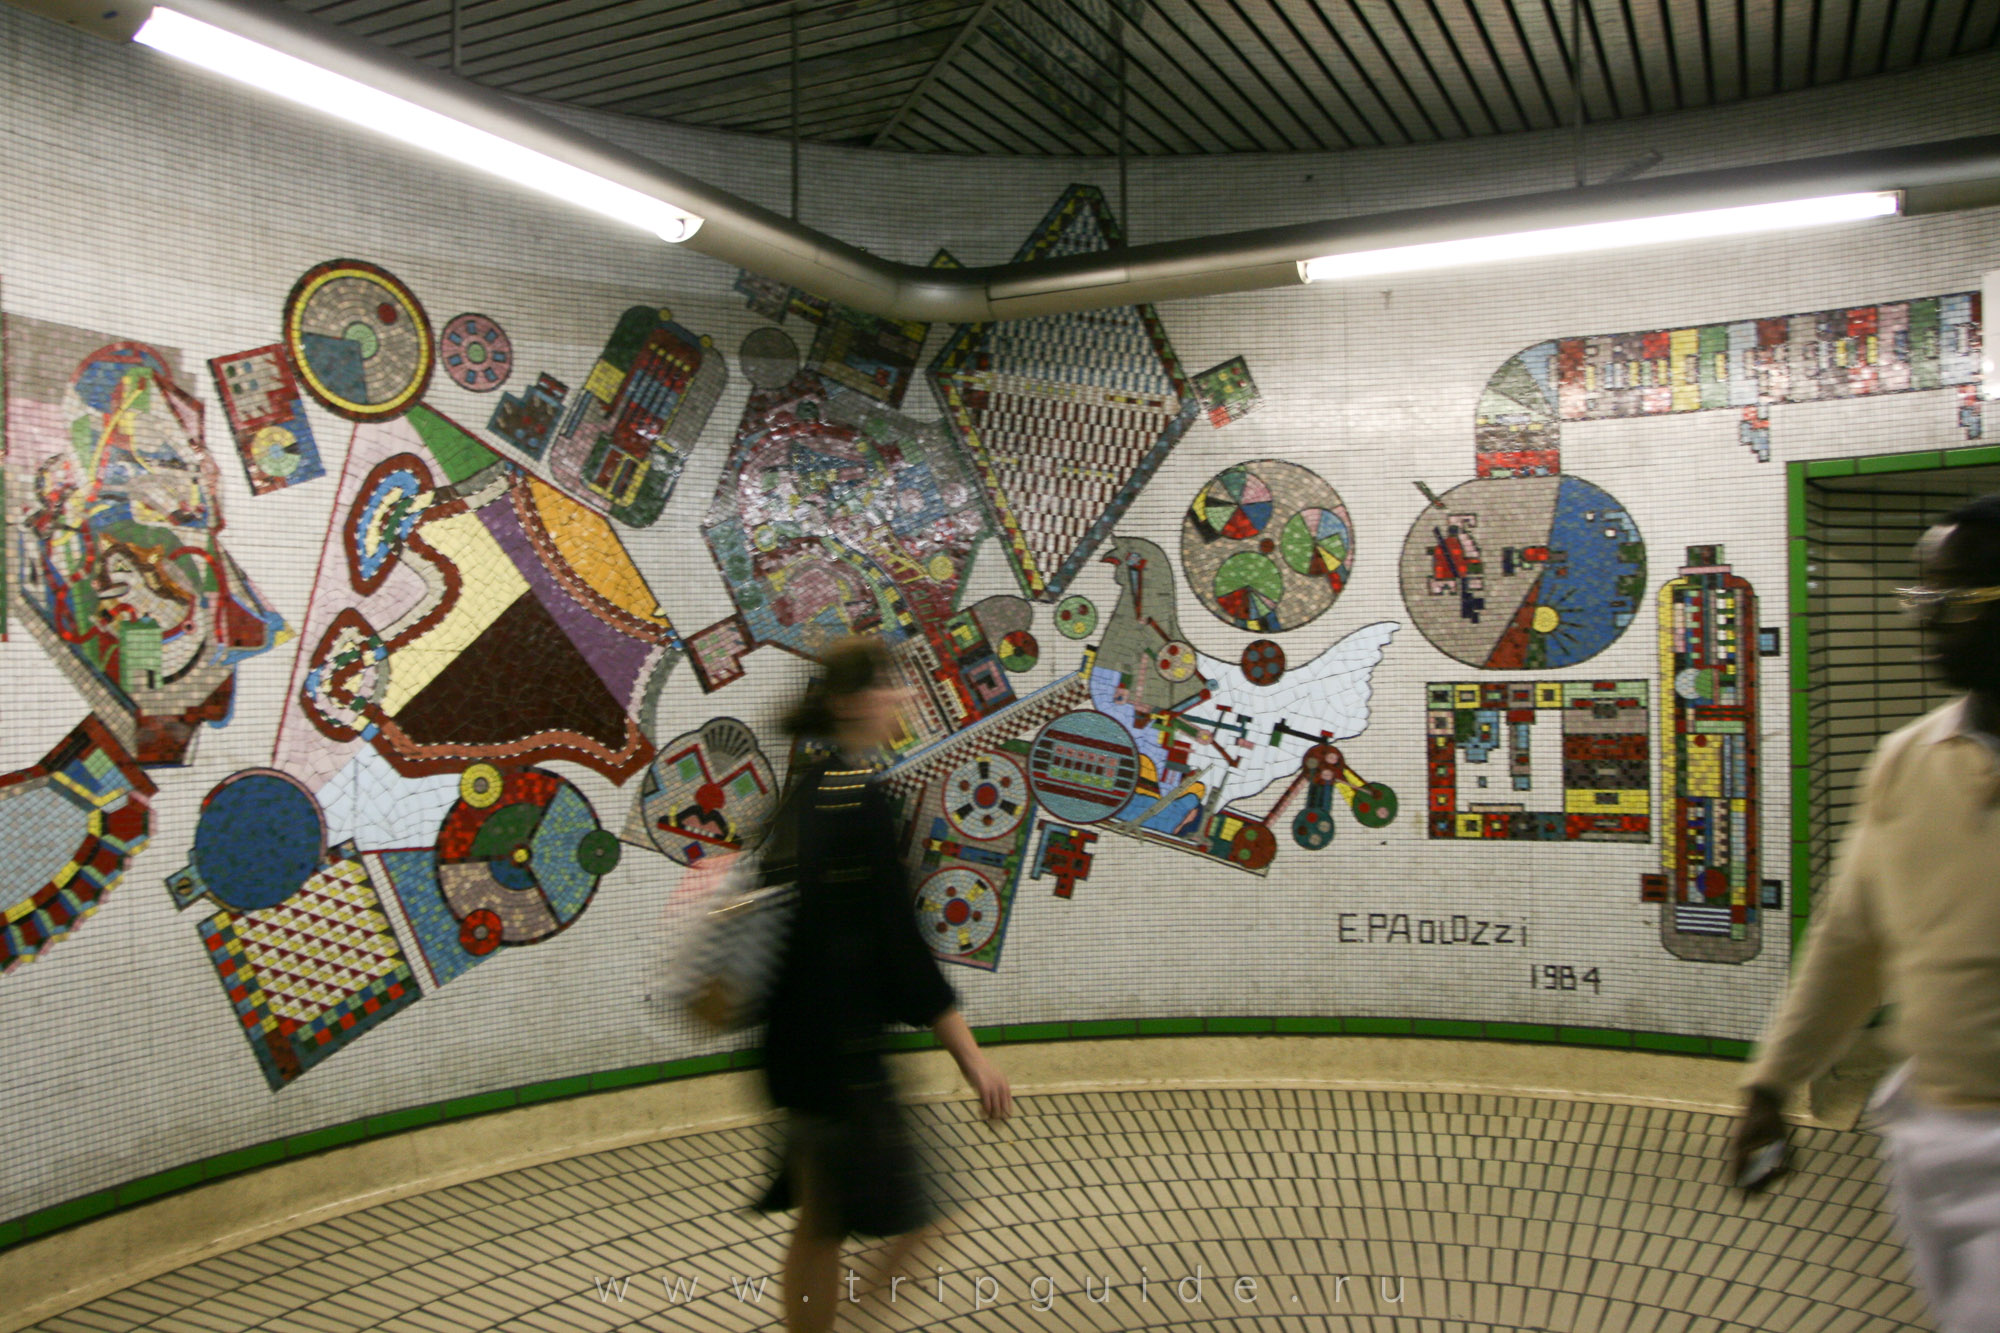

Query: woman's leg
<box><xmin>853</xmin><ymin>1223</ymin><xmax>935</xmax><ymax>1303</ymax></box>
<box><xmin>783</xmin><ymin>1136</ymin><xmax>843</xmax><ymax>1333</ymax></box>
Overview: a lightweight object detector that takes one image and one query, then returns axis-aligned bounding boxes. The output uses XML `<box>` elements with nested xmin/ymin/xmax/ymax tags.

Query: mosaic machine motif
<box><xmin>490</xmin><ymin>305</ymin><xmax>726</xmax><ymax>528</ymax></box>
<box><xmin>1402</xmin><ymin>291</ymin><xmax>1983</xmax><ymax>672</ymax></box>
<box><xmin>1409</xmin><ymin>292</ymin><xmax>1980</xmax><ymax>961</ymax></box>
<box><xmin>710</xmin><ymin>190</ymin><xmax>1399</xmax><ymax>968</ymax></box>
<box><xmin>1644</xmin><ymin>547</ymin><xmax>1768</xmax><ymax>963</ymax></box>
<box><xmin>1426</xmin><ymin>680</ymin><xmax>1650</xmax><ymax>842</ymax></box>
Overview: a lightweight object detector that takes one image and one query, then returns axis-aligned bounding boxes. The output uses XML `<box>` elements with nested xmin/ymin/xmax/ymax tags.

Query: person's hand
<box><xmin>1729</xmin><ymin>1085</ymin><xmax>1788</xmax><ymax>1189</ymax></box>
<box><xmin>959</xmin><ymin>1052</ymin><xmax>1012</xmax><ymax>1121</ymax></box>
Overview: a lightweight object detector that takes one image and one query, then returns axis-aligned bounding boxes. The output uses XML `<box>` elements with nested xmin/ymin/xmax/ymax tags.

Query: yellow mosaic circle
<box><xmin>460</xmin><ymin>764</ymin><xmax>503</xmax><ymax>808</ymax></box>
<box><xmin>283</xmin><ymin>259</ymin><xmax>433</xmax><ymax>421</ymax></box>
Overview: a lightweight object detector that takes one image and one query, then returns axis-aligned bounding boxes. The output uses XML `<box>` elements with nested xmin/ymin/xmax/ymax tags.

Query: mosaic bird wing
<box><xmin>1194</xmin><ymin>620</ymin><xmax>1400</xmax><ymax>808</ymax></box>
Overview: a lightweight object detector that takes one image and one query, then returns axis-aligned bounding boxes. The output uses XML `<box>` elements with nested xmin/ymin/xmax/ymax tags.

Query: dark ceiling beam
<box><xmin>869</xmin><ymin>0</ymin><xmax>1004</xmax><ymax>148</ymax></box>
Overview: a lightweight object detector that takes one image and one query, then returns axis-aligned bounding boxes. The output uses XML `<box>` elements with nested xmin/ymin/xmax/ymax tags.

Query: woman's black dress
<box><xmin>758</xmin><ymin>759</ymin><xmax>957</xmax><ymax>1238</ymax></box>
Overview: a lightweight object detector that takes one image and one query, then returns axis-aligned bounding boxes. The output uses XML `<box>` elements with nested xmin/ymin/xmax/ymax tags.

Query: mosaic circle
<box><xmin>943</xmin><ymin>752</ymin><xmax>1030</xmax><ymax>841</ymax></box>
<box><xmin>631</xmin><ymin>718</ymin><xmax>778</xmax><ymax>867</ymax></box>
<box><xmin>251</xmin><ymin>425</ymin><xmax>307</xmax><ymax>479</ymax></box>
<box><xmin>435</xmin><ymin>767</ymin><xmax>609</xmax><ymax>946</ymax></box>
<box><xmin>739</xmin><ymin>327</ymin><xmax>800</xmax><ymax>390</ymax></box>
<box><xmin>1054</xmin><ymin>595</ymin><xmax>1097</xmax><ymax>640</ymax></box>
<box><xmin>1227</xmin><ymin>820</ymin><xmax>1278</xmax><ymax>870</ymax></box>
<box><xmin>1027</xmin><ymin>709</ymin><xmax>1139</xmax><ymax>825</ymax></box>
<box><xmin>1155</xmin><ymin>640</ymin><xmax>1197</xmax><ymax>682</ymax></box>
<box><xmin>438</xmin><ymin>313</ymin><xmax>513</xmax><ymax>393</ymax></box>
<box><xmin>1241</xmin><ymin>639</ymin><xmax>1286</xmax><ymax>684</ymax></box>
<box><xmin>189</xmin><ymin>771</ymin><xmax>326</xmax><ymax>911</ymax></box>
<box><xmin>1352</xmin><ymin>781</ymin><xmax>1399</xmax><ymax>828</ymax></box>
<box><xmin>284</xmin><ymin>259</ymin><xmax>433</xmax><ymax>420</ymax></box>
<box><xmin>916</xmin><ymin>866</ymin><xmax>1000</xmax><ymax>958</ymax></box>
<box><xmin>1182</xmin><ymin>460</ymin><xmax>1352</xmax><ymax>633</ymax></box>
<box><xmin>997</xmin><ymin>629</ymin><xmax>1039</xmax><ymax>672</ymax></box>
<box><xmin>461</xmin><ymin>764</ymin><xmax>503</xmax><ymax>808</ymax></box>
<box><xmin>1304</xmin><ymin>743</ymin><xmax>1346</xmax><ymax>787</ymax></box>
<box><xmin>1398</xmin><ymin>473</ymin><xmax>1645</xmax><ymax>669</ymax></box>
<box><xmin>1292</xmin><ymin>806</ymin><xmax>1336</xmax><ymax>849</ymax></box>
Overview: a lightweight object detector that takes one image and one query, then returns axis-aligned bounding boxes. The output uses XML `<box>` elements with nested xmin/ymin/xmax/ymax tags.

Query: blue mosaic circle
<box><xmin>192</xmin><ymin>772</ymin><xmax>324</xmax><ymax>911</ymax></box>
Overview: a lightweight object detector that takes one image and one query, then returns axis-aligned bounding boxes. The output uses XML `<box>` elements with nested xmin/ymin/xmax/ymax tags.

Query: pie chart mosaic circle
<box><xmin>943</xmin><ymin>751</ymin><xmax>1031</xmax><ymax>841</ymax></box>
<box><xmin>1398</xmin><ymin>473</ymin><xmax>1646</xmax><ymax>669</ymax></box>
<box><xmin>1181</xmin><ymin>460</ymin><xmax>1353</xmax><ymax>633</ymax></box>
<box><xmin>438</xmin><ymin>313</ymin><xmax>513</xmax><ymax>393</ymax></box>
<box><xmin>997</xmin><ymin>629</ymin><xmax>1039</xmax><ymax>672</ymax></box>
<box><xmin>916</xmin><ymin>866</ymin><xmax>1000</xmax><ymax>958</ymax></box>
<box><xmin>434</xmin><ymin>767</ymin><xmax>617</xmax><ymax>947</ymax></box>
<box><xmin>1027</xmin><ymin>709</ymin><xmax>1139</xmax><ymax>825</ymax></box>
<box><xmin>285</xmin><ymin>259</ymin><xmax>434</xmax><ymax>420</ymax></box>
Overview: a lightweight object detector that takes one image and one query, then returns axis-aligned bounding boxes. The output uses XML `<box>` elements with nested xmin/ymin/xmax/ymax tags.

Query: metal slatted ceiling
<box><xmin>282</xmin><ymin>0</ymin><xmax>2000</xmax><ymax>153</ymax></box>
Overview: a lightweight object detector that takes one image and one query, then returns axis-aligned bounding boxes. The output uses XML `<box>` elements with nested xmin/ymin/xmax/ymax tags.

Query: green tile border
<box><xmin>1787</xmin><ymin>441</ymin><xmax>1996</xmax><ymax>946</ymax></box>
<box><xmin>0</xmin><ymin>1015</ymin><xmax>1752</xmax><ymax>1254</ymax></box>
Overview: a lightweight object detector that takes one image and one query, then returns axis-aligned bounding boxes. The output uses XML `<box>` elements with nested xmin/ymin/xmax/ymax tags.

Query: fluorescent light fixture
<box><xmin>133</xmin><ymin>6</ymin><xmax>702</xmax><ymax>243</ymax></box>
<box><xmin>1298</xmin><ymin>192</ymin><xmax>1900</xmax><ymax>283</ymax></box>
<box><xmin>1985</xmin><ymin>269</ymin><xmax>1998</xmax><ymax>401</ymax></box>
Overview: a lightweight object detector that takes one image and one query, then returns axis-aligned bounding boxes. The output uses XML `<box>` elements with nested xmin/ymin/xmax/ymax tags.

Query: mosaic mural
<box><xmin>699</xmin><ymin>372</ymin><xmax>988</xmax><ymax>673</ymax></box>
<box><xmin>208</xmin><ymin>345</ymin><xmax>326</xmax><ymax>494</ymax></box>
<box><xmin>1181</xmin><ymin>460</ymin><xmax>1352</xmax><ymax>634</ymax></box>
<box><xmin>622</xmin><ymin>716</ymin><xmax>779</xmax><ymax>866</ymax></box>
<box><xmin>275</xmin><ymin>402</ymin><xmax>678</xmax><ymax>824</ymax></box>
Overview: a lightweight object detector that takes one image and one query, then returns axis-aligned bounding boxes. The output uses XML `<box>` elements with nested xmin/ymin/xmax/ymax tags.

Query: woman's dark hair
<box><xmin>781</xmin><ymin>636</ymin><xmax>893</xmax><ymax>738</ymax></box>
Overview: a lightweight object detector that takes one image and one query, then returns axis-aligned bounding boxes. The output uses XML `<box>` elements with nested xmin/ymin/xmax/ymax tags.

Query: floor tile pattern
<box><xmin>28</xmin><ymin>1088</ymin><xmax>1930</xmax><ymax>1332</ymax></box>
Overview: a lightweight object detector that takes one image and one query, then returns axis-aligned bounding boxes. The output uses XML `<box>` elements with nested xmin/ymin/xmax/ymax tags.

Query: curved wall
<box><xmin>0</xmin><ymin>2</ymin><xmax>1995</xmax><ymax>1243</ymax></box>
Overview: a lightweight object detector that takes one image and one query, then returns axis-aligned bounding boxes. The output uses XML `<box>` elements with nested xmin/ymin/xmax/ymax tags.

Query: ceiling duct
<box><xmin>11</xmin><ymin>0</ymin><xmax>2000</xmax><ymax>323</ymax></box>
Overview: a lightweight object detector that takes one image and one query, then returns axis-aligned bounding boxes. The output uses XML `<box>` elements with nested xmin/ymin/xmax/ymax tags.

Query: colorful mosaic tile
<box><xmin>622</xmin><ymin>717</ymin><xmax>778</xmax><ymax>865</ymax></box>
<box><xmin>194</xmin><ymin>842</ymin><xmax>420</xmax><ymax>1089</ymax></box>
<box><xmin>929</xmin><ymin>185</ymin><xmax>1201</xmax><ymax>600</ymax></box>
<box><xmin>1400</xmin><ymin>475</ymin><xmax>1645</xmax><ymax>670</ymax></box>
<box><xmin>1426</xmin><ymin>680</ymin><xmax>1651</xmax><ymax>842</ymax></box>
<box><xmin>207</xmin><ymin>344</ymin><xmax>326</xmax><ymax>494</ymax></box>
<box><xmin>3</xmin><ymin>316</ymin><xmax>287</xmax><ymax>764</ymax></box>
<box><xmin>1180</xmin><ymin>460</ymin><xmax>1351</xmax><ymax>633</ymax></box>
<box><xmin>1192</xmin><ymin>356</ymin><xmax>1264</xmax><ymax>428</ymax></box>
<box><xmin>701</xmin><ymin>374</ymin><xmax>989</xmax><ymax>662</ymax></box>
<box><xmin>272</xmin><ymin>405</ymin><xmax>678</xmax><ymax>803</ymax></box>
<box><xmin>0</xmin><ymin>718</ymin><xmax>155</xmax><ymax>975</ymax></box>
<box><xmin>1644</xmin><ymin>546</ymin><xmax>1764</xmax><ymax>963</ymax></box>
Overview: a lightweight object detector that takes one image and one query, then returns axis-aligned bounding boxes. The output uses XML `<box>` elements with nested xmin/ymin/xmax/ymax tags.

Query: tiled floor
<box><xmin>31</xmin><ymin>1088</ymin><xmax>1930</xmax><ymax>1332</ymax></box>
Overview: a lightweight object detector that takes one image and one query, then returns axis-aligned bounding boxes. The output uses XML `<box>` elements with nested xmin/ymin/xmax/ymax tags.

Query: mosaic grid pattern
<box><xmin>23</xmin><ymin>1089</ymin><xmax>1931</xmax><ymax>1332</ymax></box>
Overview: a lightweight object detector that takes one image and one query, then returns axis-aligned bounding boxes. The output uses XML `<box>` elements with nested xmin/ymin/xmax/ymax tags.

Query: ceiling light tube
<box><xmin>133</xmin><ymin>6</ymin><xmax>702</xmax><ymax>243</ymax></box>
<box><xmin>1298</xmin><ymin>191</ymin><xmax>1900</xmax><ymax>283</ymax></box>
